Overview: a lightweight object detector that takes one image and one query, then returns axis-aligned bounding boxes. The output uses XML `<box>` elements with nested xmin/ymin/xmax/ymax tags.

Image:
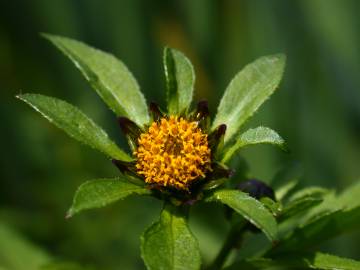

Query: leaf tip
<box><xmin>281</xmin><ymin>142</ymin><xmax>290</xmax><ymax>153</ymax></box>
<box><xmin>273</xmin><ymin>53</ymin><xmax>286</xmax><ymax>63</ymax></box>
<box><xmin>16</xmin><ymin>93</ymin><xmax>31</xmax><ymax>102</ymax></box>
<box><xmin>39</xmin><ymin>32</ymin><xmax>50</xmax><ymax>39</ymax></box>
<box><xmin>264</xmin><ymin>53</ymin><xmax>286</xmax><ymax>71</ymax></box>
<box><xmin>40</xmin><ymin>32</ymin><xmax>59</xmax><ymax>43</ymax></box>
<box><xmin>65</xmin><ymin>208</ymin><xmax>75</xmax><ymax>219</ymax></box>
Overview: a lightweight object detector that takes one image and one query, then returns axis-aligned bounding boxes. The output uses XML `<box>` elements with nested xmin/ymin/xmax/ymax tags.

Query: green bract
<box><xmin>17</xmin><ymin>34</ymin><xmax>360</xmax><ymax>270</ymax></box>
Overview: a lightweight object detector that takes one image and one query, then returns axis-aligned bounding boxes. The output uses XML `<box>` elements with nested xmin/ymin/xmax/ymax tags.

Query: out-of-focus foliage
<box><xmin>0</xmin><ymin>222</ymin><xmax>50</xmax><ymax>270</ymax></box>
<box><xmin>1</xmin><ymin>0</ymin><xmax>360</xmax><ymax>269</ymax></box>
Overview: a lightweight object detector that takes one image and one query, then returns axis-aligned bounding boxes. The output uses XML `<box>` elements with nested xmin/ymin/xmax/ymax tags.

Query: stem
<box><xmin>207</xmin><ymin>221</ymin><xmax>246</xmax><ymax>270</ymax></box>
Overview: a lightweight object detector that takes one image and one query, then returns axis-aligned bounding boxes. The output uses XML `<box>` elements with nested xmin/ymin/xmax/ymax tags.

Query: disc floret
<box><xmin>134</xmin><ymin>116</ymin><xmax>211</xmax><ymax>190</ymax></box>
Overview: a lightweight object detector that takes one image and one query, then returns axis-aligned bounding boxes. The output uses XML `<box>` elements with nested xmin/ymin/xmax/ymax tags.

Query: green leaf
<box><xmin>222</xmin><ymin>126</ymin><xmax>286</xmax><ymax>163</ymax></box>
<box><xmin>275</xmin><ymin>179</ymin><xmax>298</xmax><ymax>202</ymax></box>
<box><xmin>17</xmin><ymin>94</ymin><xmax>132</xmax><ymax>161</ymax></box>
<box><xmin>207</xmin><ymin>189</ymin><xmax>278</xmax><ymax>241</ymax></box>
<box><xmin>288</xmin><ymin>187</ymin><xmax>329</xmax><ymax>201</ymax></box>
<box><xmin>164</xmin><ymin>47</ymin><xmax>195</xmax><ymax>115</ymax></box>
<box><xmin>212</xmin><ymin>54</ymin><xmax>286</xmax><ymax>144</ymax></box>
<box><xmin>337</xmin><ymin>181</ymin><xmax>360</xmax><ymax>210</ymax></box>
<box><xmin>279</xmin><ymin>197</ymin><xmax>323</xmax><ymax>222</ymax></box>
<box><xmin>141</xmin><ymin>204</ymin><xmax>201</xmax><ymax>270</ymax></box>
<box><xmin>260</xmin><ymin>197</ymin><xmax>282</xmax><ymax>217</ymax></box>
<box><xmin>43</xmin><ymin>34</ymin><xmax>149</xmax><ymax>127</ymax></box>
<box><xmin>67</xmin><ymin>177</ymin><xmax>150</xmax><ymax>217</ymax></box>
<box><xmin>304</xmin><ymin>181</ymin><xmax>360</xmax><ymax>223</ymax></box>
<box><xmin>269</xmin><ymin>206</ymin><xmax>360</xmax><ymax>255</ymax></box>
<box><xmin>278</xmin><ymin>187</ymin><xmax>329</xmax><ymax>221</ymax></box>
<box><xmin>309</xmin><ymin>253</ymin><xmax>360</xmax><ymax>270</ymax></box>
<box><xmin>271</xmin><ymin>162</ymin><xmax>303</xmax><ymax>201</ymax></box>
<box><xmin>0</xmin><ymin>222</ymin><xmax>51</xmax><ymax>270</ymax></box>
<box><xmin>225</xmin><ymin>253</ymin><xmax>360</xmax><ymax>270</ymax></box>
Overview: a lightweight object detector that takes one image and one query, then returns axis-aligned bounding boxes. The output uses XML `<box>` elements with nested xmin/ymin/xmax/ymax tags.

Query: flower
<box><xmin>113</xmin><ymin>101</ymin><xmax>232</xmax><ymax>201</ymax></box>
<box><xmin>135</xmin><ymin>116</ymin><xmax>211</xmax><ymax>190</ymax></box>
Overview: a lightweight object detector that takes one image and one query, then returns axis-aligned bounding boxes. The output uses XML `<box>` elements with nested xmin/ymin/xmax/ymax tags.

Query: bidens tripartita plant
<box><xmin>18</xmin><ymin>34</ymin><xmax>360</xmax><ymax>270</ymax></box>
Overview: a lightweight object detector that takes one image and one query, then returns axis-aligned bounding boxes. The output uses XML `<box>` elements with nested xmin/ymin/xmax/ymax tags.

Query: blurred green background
<box><xmin>1</xmin><ymin>0</ymin><xmax>360</xmax><ymax>269</ymax></box>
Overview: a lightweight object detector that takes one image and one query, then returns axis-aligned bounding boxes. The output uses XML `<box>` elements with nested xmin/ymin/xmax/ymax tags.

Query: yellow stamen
<box><xmin>134</xmin><ymin>116</ymin><xmax>211</xmax><ymax>190</ymax></box>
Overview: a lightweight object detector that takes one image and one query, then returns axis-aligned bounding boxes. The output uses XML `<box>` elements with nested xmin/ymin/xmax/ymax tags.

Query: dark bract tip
<box><xmin>208</xmin><ymin>162</ymin><xmax>233</xmax><ymax>180</ymax></box>
<box><xmin>149</xmin><ymin>102</ymin><xmax>163</xmax><ymax>121</ymax></box>
<box><xmin>208</xmin><ymin>124</ymin><xmax>227</xmax><ymax>155</ymax></box>
<box><xmin>117</xmin><ymin>117</ymin><xmax>142</xmax><ymax>148</ymax></box>
<box><xmin>112</xmin><ymin>159</ymin><xmax>132</xmax><ymax>173</ymax></box>
<box><xmin>196</xmin><ymin>100</ymin><xmax>209</xmax><ymax>118</ymax></box>
<box><xmin>118</xmin><ymin>117</ymin><xmax>133</xmax><ymax>134</ymax></box>
<box><xmin>216</xmin><ymin>124</ymin><xmax>227</xmax><ymax>138</ymax></box>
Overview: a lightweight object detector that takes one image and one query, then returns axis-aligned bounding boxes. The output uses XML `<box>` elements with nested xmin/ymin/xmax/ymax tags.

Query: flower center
<box><xmin>134</xmin><ymin>116</ymin><xmax>211</xmax><ymax>190</ymax></box>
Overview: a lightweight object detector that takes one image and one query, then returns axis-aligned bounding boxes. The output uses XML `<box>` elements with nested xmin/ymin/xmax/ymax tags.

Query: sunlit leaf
<box><xmin>212</xmin><ymin>54</ymin><xmax>286</xmax><ymax>144</ymax></box>
<box><xmin>206</xmin><ymin>189</ymin><xmax>278</xmax><ymax>241</ymax></box>
<box><xmin>43</xmin><ymin>34</ymin><xmax>150</xmax><ymax>127</ymax></box>
<box><xmin>17</xmin><ymin>94</ymin><xmax>132</xmax><ymax>161</ymax></box>
<box><xmin>222</xmin><ymin>126</ymin><xmax>286</xmax><ymax>163</ymax></box>
<box><xmin>141</xmin><ymin>204</ymin><xmax>201</xmax><ymax>270</ymax></box>
<box><xmin>67</xmin><ymin>177</ymin><xmax>150</xmax><ymax>217</ymax></box>
<box><xmin>164</xmin><ymin>47</ymin><xmax>195</xmax><ymax>115</ymax></box>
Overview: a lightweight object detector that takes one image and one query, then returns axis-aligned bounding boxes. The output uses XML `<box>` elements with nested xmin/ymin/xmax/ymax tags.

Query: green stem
<box><xmin>207</xmin><ymin>221</ymin><xmax>246</xmax><ymax>270</ymax></box>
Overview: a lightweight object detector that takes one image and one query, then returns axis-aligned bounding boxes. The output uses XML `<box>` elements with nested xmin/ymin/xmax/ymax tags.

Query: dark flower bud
<box><xmin>237</xmin><ymin>179</ymin><xmax>275</xmax><ymax>200</ymax></box>
<box><xmin>236</xmin><ymin>179</ymin><xmax>276</xmax><ymax>233</ymax></box>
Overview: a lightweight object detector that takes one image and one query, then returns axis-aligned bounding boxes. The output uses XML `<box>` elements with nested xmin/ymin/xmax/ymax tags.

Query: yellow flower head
<box><xmin>134</xmin><ymin>116</ymin><xmax>212</xmax><ymax>190</ymax></box>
